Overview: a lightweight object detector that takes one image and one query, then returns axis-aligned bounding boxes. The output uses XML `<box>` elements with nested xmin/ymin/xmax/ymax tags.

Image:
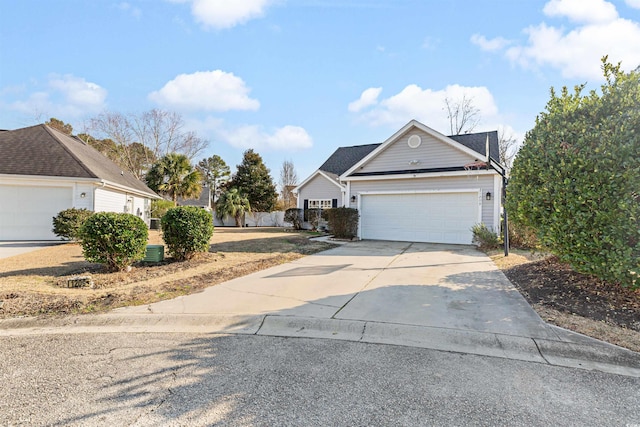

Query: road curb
<box><xmin>1</xmin><ymin>313</ymin><xmax>637</xmax><ymax>377</ymax></box>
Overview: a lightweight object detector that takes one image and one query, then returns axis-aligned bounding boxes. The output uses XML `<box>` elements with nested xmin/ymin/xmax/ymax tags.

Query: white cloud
<box><xmin>117</xmin><ymin>2</ymin><xmax>142</xmax><ymax>18</ymax></box>
<box><xmin>173</xmin><ymin>0</ymin><xmax>274</xmax><ymax>30</ymax></box>
<box><xmin>474</xmin><ymin>0</ymin><xmax>640</xmax><ymax>80</ymax></box>
<box><xmin>6</xmin><ymin>74</ymin><xmax>107</xmax><ymax>119</ymax></box>
<box><xmin>218</xmin><ymin>124</ymin><xmax>313</xmax><ymax>151</ymax></box>
<box><xmin>627</xmin><ymin>0</ymin><xmax>640</xmax><ymax>9</ymax></box>
<box><xmin>470</xmin><ymin>34</ymin><xmax>512</xmax><ymax>52</ymax></box>
<box><xmin>349</xmin><ymin>84</ymin><xmax>499</xmax><ymax>134</ymax></box>
<box><xmin>348</xmin><ymin>87</ymin><xmax>382</xmax><ymax>112</ymax></box>
<box><xmin>543</xmin><ymin>0</ymin><xmax>618</xmax><ymax>23</ymax></box>
<box><xmin>149</xmin><ymin>70</ymin><xmax>260</xmax><ymax>112</ymax></box>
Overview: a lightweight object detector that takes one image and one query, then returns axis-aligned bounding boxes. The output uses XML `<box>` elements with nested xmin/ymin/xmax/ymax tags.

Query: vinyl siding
<box><xmin>297</xmin><ymin>174</ymin><xmax>343</xmax><ymax>208</ymax></box>
<box><xmin>350</xmin><ymin>174</ymin><xmax>497</xmax><ymax>231</ymax></box>
<box><xmin>74</xmin><ymin>183</ymin><xmax>94</xmax><ymax>210</ymax></box>
<box><xmin>94</xmin><ymin>188</ymin><xmax>128</xmax><ymax>213</ymax></box>
<box><xmin>357</xmin><ymin>130</ymin><xmax>477</xmax><ymax>174</ymax></box>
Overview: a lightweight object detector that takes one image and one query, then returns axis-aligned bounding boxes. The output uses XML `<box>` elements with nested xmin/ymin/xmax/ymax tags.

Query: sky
<box><xmin>1</xmin><ymin>0</ymin><xmax>640</xmax><ymax>183</ymax></box>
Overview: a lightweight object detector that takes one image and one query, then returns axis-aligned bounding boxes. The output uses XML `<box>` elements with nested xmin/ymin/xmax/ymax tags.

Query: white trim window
<box><xmin>308</xmin><ymin>199</ymin><xmax>333</xmax><ymax>209</ymax></box>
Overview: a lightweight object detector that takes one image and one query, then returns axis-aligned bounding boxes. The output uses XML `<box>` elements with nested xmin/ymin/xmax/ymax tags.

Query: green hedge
<box><xmin>324</xmin><ymin>207</ymin><xmax>359</xmax><ymax>239</ymax></box>
<box><xmin>161</xmin><ymin>206</ymin><xmax>214</xmax><ymax>261</ymax></box>
<box><xmin>79</xmin><ymin>212</ymin><xmax>148</xmax><ymax>271</ymax></box>
<box><xmin>52</xmin><ymin>208</ymin><xmax>93</xmax><ymax>241</ymax></box>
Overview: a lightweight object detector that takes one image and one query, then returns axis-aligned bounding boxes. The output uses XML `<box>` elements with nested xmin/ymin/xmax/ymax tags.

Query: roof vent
<box><xmin>408</xmin><ymin>135</ymin><xmax>421</xmax><ymax>148</ymax></box>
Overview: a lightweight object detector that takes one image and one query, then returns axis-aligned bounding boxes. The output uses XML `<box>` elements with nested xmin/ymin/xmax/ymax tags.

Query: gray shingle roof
<box><xmin>0</xmin><ymin>124</ymin><xmax>158</xmax><ymax>197</ymax></box>
<box><xmin>319</xmin><ymin>143</ymin><xmax>380</xmax><ymax>175</ymax></box>
<box><xmin>319</xmin><ymin>130</ymin><xmax>500</xmax><ymax>176</ymax></box>
<box><xmin>449</xmin><ymin>131</ymin><xmax>500</xmax><ymax>163</ymax></box>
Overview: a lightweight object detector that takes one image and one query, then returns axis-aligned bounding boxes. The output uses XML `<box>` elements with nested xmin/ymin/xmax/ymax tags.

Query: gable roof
<box><xmin>319</xmin><ymin>144</ymin><xmax>380</xmax><ymax>175</ymax></box>
<box><xmin>177</xmin><ymin>185</ymin><xmax>211</xmax><ymax>208</ymax></box>
<box><xmin>0</xmin><ymin>124</ymin><xmax>158</xmax><ymax>197</ymax></box>
<box><xmin>341</xmin><ymin>120</ymin><xmax>502</xmax><ymax>179</ymax></box>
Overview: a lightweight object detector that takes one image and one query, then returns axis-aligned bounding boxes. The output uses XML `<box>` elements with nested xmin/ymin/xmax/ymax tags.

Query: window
<box><xmin>308</xmin><ymin>199</ymin><xmax>332</xmax><ymax>209</ymax></box>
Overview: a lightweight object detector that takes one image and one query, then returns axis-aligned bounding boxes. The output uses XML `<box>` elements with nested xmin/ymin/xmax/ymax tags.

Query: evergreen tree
<box><xmin>229</xmin><ymin>149</ymin><xmax>278</xmax><ymax>212</ymax></box>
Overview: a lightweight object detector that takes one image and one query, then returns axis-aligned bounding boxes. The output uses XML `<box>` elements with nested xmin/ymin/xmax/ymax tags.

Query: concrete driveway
<box><xmin>0</xmin><ymin>241</ymin><xmax>65</xmax><ymax>259</ymax></box>
<box><xmin>123</xmin><ymin>240</ymin><xmax>554</xmax><ymax>337</ymax></box>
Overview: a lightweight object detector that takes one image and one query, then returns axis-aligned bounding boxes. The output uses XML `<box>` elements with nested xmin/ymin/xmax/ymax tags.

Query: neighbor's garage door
<box><xmin>360</xmin><ymin>192</ymin><xmax>479</xmax><ymax>244</ymax></box>
<box><xmin>0</xmin><ymin>185</ymin><xmax>73</xmax><ymax>240</ymax></box>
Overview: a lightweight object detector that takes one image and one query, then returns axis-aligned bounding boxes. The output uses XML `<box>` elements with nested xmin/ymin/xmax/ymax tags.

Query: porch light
<box><xmin>350</xmin><ymin>195</ymin><xmax>357</xmax><ymax>202</ymax></box>
<box><xmin>80</xmin><ymin>192</ymin><xmax>86</xmax><ymax>198</ymax></box>
<box><xmin>486</xmin><ymin>192</ymin><xmax>492</xmax><ymax>201</ymax></box>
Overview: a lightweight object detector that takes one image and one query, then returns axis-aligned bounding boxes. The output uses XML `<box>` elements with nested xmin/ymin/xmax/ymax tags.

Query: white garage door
<box><xmin>360</xmin><ymin>192</ymin><xmax>480</xmax><ymax>244</ymax></box>
<box><xmin>0</xmin><ymin>185</ymin><xmax>73</xmax><ymax>240</ymax></box>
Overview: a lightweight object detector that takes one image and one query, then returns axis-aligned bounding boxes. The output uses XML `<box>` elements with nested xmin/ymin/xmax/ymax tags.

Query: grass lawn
<box><xmin>0</xmin><ymin>228</ymin><xmax>336</xmax><ymax>318</ymax></box>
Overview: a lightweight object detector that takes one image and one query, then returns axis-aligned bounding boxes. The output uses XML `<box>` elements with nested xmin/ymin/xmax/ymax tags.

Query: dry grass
<box><xmin>0</xmin><ymin>228</ymin><xmax>336</xmax><ymax>318</ymax></box>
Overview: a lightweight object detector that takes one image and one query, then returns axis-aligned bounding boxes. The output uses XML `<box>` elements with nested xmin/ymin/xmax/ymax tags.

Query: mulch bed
<box><xmin>503</xmin><ymin>256</ymin><xmax>640</xmax><ymax>332</ymax></box>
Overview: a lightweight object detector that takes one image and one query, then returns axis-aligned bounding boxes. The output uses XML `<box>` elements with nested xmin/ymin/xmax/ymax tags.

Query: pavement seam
<box><xmin>330</xmin><ymin>243</ymin><xmax>414</xmax><ymax>319</ymax></box>
<box><xmin>532</xmin><ymin>338</ymin><xmax>552</xmax><ymax>365</ymax></box>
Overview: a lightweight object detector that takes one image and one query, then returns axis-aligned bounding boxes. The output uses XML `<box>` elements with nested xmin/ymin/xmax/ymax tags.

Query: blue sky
<box><xmin>1</xmin><ymin>0</ymin><xmax>640</xmax><ymax>182</ymax></box>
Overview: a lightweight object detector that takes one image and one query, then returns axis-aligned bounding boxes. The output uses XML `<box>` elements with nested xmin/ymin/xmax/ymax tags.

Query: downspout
<box><xmin>502</xmin><ymin>176</ymin><xmax>509</xmax><ymax>257</ymax></box>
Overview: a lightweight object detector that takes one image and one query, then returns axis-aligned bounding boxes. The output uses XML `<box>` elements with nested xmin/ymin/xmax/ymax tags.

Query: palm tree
<box><xmin>146</xmin><ymin>153</ymin><xmax>202</xmax><ymax>204</ymax></box>
<box><xmin>216</xmin><ymin>188</ymin><xmax>251</xmax><ymax>227</ymax></box>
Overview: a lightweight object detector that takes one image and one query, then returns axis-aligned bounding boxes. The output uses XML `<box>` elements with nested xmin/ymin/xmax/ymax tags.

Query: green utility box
<box><xmin>144</xmin><ymin>245</ymin><xmax>164</xmax><ymax>262</ymax></box>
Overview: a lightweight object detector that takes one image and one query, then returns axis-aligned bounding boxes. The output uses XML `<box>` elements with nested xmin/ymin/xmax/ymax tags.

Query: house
<box><xmin>177</xmin><ymin>185</ymin><xmax>212</xmax><ymax>210</ymax></box>
<box><xmin>294</xmin><ymin>119</ymin><xmax>505</xmax><ymax>245</ymax></box>
<box><xmin>0</xmin><ymin>124</ymin><xmax>160</xmax><ymax>240</ymax></box>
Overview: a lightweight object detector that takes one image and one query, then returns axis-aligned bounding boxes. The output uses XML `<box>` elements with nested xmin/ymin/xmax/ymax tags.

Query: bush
<box><xmin>325</xmin><ymin>208</ymin><xmax>359</xmax><ymax>239</ymax></box>
<box><xmin>471</xmin><ymin>223</ymin><xmax>500</xmax><ymax>250</ymax></box>
<box><xmin>507</xmin><ymin>221</ymin><xmax>541</xmax><ymax>250</ymax></box>
<box><xmin>506</xmin><ymin>60</ymin><xmax>640</xmax><ymax>288</ymax></box>
<box><xmin>284</xmin><ymin>208</ymin><xmax>303</xmax><ymax>230</ymax></box>
<box><xmin>161</xmin><ymin>206</ymin><xmax>214</xmax><ymax>261</ymax></box>
<box><xmin>150</xmin><ymin>199</ymin><xmax>175</xmax><ymax>219</ymax></box>
<box><xmin>52</xmin><ymin>208</ymin><xmax>93</xmax><ymax>240</ymax></box>
<box><xmin>305</xmin><ymin>208</ymin><xmax>323</xmax><ymax>231</ymax></box>
<box><xmin>79</xmin><ymin>212</ymin><xmax>148</xmax><ymax>271</ymax></box>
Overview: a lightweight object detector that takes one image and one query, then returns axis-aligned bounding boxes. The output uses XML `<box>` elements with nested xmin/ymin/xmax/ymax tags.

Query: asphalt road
<box><xmin>1</xmin><ymin>332</ymin><xmax>638</xmax><ymax>426</ymax></box>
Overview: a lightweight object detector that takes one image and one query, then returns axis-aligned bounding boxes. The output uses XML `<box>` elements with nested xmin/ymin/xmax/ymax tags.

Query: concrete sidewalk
<box><xmin>2</xmin><ymin>240</ymin><xmax>639</xmax><ymax>377</ymax></box>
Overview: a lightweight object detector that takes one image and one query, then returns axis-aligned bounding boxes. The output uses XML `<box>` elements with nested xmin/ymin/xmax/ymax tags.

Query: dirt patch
<box><xmin>0</xmin><ymin>228</ymin><xmax>336</xmax><ymax>318</ymax></box>
<box><xmin>490</xmin><ymin>250</ymin><xmax>640</xmax><ymax>352</ymax></box>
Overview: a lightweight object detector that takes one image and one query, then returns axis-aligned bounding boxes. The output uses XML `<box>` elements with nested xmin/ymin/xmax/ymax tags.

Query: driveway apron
<box><xmin>122</xmin><ymin>240</ymin><xmax>556</xmax><ymax>340</ymax></box>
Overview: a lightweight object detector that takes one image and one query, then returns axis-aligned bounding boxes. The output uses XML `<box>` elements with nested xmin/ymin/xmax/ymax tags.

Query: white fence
<box><xmin>213</xmin><ymin>211</ymin><xmax>288</xmax><ymax>228</ymax></box>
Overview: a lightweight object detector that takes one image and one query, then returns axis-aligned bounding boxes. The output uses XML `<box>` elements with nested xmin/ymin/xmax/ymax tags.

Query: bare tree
<box><xmin>89</xmin><ymin>109</ymin><xmax>208</xmax><ymax>179</ymax></box>
<box><xmin>444</xmin><ymin>94</ymin><xmax>480</xmax><ymax>135</ymax></box>
<box><xmin>279</xmin><ymin>160</ymin><xmax>298</xmax><ymax>209</ymax></box>
<box><xmin>497</xmin><ymin>126</ymin><xmax>519</xmax><ymax>171</ymax></box>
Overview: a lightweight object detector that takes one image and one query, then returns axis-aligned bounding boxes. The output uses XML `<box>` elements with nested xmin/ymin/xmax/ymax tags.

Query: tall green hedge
<box><xmin>506</xmin><ymin>59</ymin><xmax>639</xmax><ymax>288</ymax></box>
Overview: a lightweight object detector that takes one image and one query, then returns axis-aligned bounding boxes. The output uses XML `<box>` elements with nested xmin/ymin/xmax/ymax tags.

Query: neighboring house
<box><xmin>294</xmin><ymin>119</ymin><xmax>505</xmax><ymax>245</ymax></box>
<box><xmin>177</xmin><ymin>185</ymin><xmax>212</xmax><ymax>210</ymax></box>
<box><xmin>0</xmin><ymin>124</ymin><xmax>160</xmax><ymax>240</ymax></box>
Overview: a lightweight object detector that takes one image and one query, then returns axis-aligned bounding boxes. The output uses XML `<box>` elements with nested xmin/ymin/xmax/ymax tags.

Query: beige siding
<box><xmin>297</xmin><ymin>174</ymin><xmax>344</xmax><ymax>208</ymax></box>
<box><xmin>358</xmin><ymin>130</ymin><xmax>477</xmax><ymax>174</ymax></box>
<box><xmin>350</xmin><ymin>174</ymin><xmax>497</xmax><ymax>231</ymax></box>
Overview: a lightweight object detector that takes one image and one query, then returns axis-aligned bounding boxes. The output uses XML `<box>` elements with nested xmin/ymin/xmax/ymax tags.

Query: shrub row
<box><xmin>55</xmin><ymin>205</ymin><xmax>214</xmax><ymax>272</ymax></box>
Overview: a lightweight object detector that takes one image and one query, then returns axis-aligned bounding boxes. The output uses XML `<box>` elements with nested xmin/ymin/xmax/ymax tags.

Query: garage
<box><xmin>0</xmin><ymin>185</ymin><xmax>73</xmax><ymax>240</ymax></box>
<box><xmin>360</xmin><ymin>191</ymin><xmax>480</xmax><ymax>244</ymax></box>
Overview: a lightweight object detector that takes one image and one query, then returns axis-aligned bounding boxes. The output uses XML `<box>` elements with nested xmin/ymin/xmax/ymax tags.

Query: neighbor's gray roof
<box><xmin>0</xmin><ymin>124</ymin><xmax>158</xmax><ymax>197</ymax></box>
<box><xmin>319</xmin><ymin>131</ymin><xmax>500</xmax><ymax>175</ymax></box>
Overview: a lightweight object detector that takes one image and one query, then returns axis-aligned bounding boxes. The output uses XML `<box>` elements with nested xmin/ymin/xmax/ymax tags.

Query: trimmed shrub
<box><xmin>150</xmin><ymin>199</ymin><xmax>175</xmax><ymax>219</ymax></box>
<box><xmin>52</xmin><ymin>208</ymin><xmax>93</xmax><ymax>240</ymax></box>
<box><xmin>325</xmin><ymin>208</ymin><xmax>359</xmax><ymax>239</ymax></box>
<box><xmin>305</xmin><ymin>208</ymin><xmax>323</xmax><ymax>231</ymax></box>
<box><xmin>161</xmin><ymin>206</ymin><xmax>214</xmax><ymax>261</ymax></box>
<box><xmin>471</xmin><ymin>223</ymin><xmax>500</xmax><ymax>250</ymax></box>
<box><xmin>79</xmin><ymin>212</ymin><xmax>148</xmax><ymax>271</ymax></box>
<box><xmin>284</xmin><ymin>208</ymin><xmax>303</xmax><ymax>230</ymax></box>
